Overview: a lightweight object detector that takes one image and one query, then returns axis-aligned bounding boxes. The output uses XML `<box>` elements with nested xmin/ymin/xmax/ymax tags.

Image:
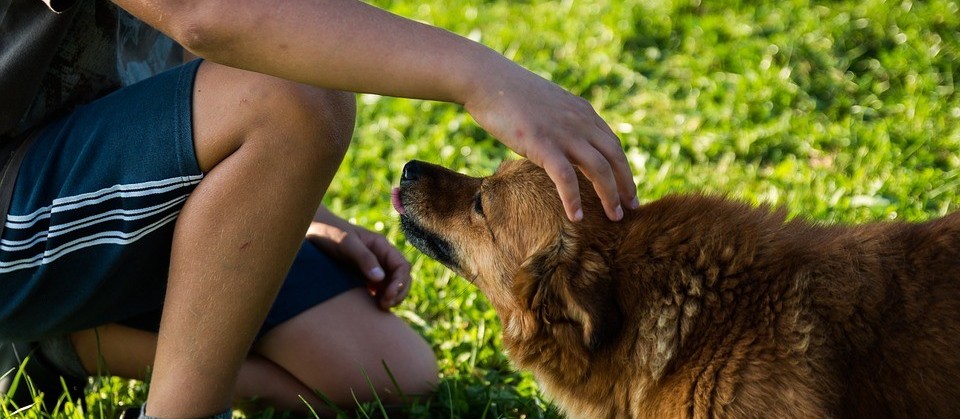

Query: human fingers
<box><xmin>394</xmin><ymin>268</ymin><xmax>412</xmax><ymax>305</ymax></box>
<box><xmin>524</xmin><ymin>128</ymin><xmax>630</xmax><ymax>221</ymax></box>
<box><xmin>532</xmin><ymin>147</ymin><xmax>584</xmax><ymax>222</ymax></box>
<box><xmin>380</xmin><ymin>257</ymin><xmax>412</xmax><ymax>309</ymax></box>
<box><xmin>307</xmin><ymin>226</ymin><xmax>385</xmax><ymax>282</ymax></box>
<box><xmin>465</xmin><ymin>69</ymin><xmax>636</xmax><ymax>219</ymax></box>
<box><xmin>570</xmin><ymin>143</ymin><xmax>624</xmax><ymax>221</ymax></box>
<box><xmin>361</xmin><ymin>232</ymin><xmax>413</xmax><ymax>308</ymax></box>
<box><xmin>591</xmin><ymin>121</ymin><xmax>639</xmax><ymax>209</ymax></box>
<box><xmin>513</xmin><ymin>102</ymin><xmax>624</xmax><ymax>222</ymax></box>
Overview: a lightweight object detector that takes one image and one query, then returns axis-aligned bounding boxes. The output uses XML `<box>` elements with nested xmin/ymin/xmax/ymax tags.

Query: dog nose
<box><xmin>401</xmin><ymin>160</ymin><xmax>421</xmax><ymax>183</ymax></box>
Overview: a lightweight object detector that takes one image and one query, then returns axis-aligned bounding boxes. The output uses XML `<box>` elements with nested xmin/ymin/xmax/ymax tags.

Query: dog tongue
<box><xmin>391</xmin><ymin>187</ymin><xmax>406</xmax><ymax>215</ymax></box>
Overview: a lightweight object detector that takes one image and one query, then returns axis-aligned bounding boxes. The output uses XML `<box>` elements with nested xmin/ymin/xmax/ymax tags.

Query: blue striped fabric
<box><xmin>0</xmin><ymin>57</ymin><xmax>364</xmax><ymax>343</ymax></box>
<box><xmin>0</xmin><ymin>60</ymin><xmax>203</xmax><ymax>340</ymax></box>
<box><xmin>0</xmin><ymin>175</ymin><xmax>201</xmax><ymax>273</ymax></box>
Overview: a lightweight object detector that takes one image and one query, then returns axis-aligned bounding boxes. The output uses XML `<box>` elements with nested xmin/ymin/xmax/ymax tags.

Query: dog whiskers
<box><xmin>432</xmin><ymin>273</ymin><xmax>486</xmax><ymax>319</ymax></box>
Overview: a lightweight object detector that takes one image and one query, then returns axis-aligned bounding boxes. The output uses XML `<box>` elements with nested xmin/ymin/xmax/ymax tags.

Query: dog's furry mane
<box><xmin>398</xmin><ymin>159</ymin><xmax>960</xmax><ymax>418</ymax></box>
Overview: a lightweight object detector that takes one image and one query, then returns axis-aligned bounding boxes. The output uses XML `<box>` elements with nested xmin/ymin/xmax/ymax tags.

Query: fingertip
<box><xmin>562</xmin><ymin>195</ymin><xmax>583</xmax><ymax>222</ymax></box>
<box><xmin>572</xmin><ymin>207</ymin><xmax>584</xmax><ymax>222</ymax></box>
<box><xmin>385</xmin><ymin>283</ymin><xmax>399</xmax><ymax>303</ymax></box>
<box><xmin>628</xmin><ymin>195</ymin><xmax>640</xmax><ymax>209</ymax></box>
<box><xmin>369</xmin><ymin>267</ymin><xmax>385</xmax><ymax>281</ymax></box>
<box><xmin>604</xmin><ymin>204</ymin><xmax>623</xmax><ymax>221</ymax></box>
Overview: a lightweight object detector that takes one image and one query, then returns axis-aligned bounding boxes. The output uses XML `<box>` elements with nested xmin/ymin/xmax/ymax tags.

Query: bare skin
<box><xmin>68</xmin><ymin>64</ymin><xmax>430</xmax><ymax>415</ymax></box>
<box><xmin>71</xmin><ymin>203</ymin><xmax>435</xmax><ymax>413</ymax></box>
<box><xmin>112</xmin><ymin>0</ymin><xmax>639</xmax><ymax>223</ymax></box>
<box><xmin>148</xmin><ymin>61</ymin><xmax>355</xmax><ymax>416</ymax></box>
<box><xmin>72</xmin><ymin>288</ymin><xmax>437</xmax><ymax>413</ymax></box>
<box><xmin>307</xmin><ymin>206</ymin><xmax>413</xmax><ymax>309</ymax></box>
<box><xmin>93</xmin><ymin>1</ymin><xmax>639</xmax><ymax>416</ymax></box>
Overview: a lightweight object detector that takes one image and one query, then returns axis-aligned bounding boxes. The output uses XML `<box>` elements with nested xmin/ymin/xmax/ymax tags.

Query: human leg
<box><xmin>0</xmin><ymin>57</ymin><xmax>356</xmax><ymax>415</ymax></box>
<box><xmin>70</xmin><ymin>242</ymin><xmax>437</xmax><ymax>413</ymax></box>
<box><xmin>249</xmin><ymin>238</ymin><xmax>438</xmax><ymax>408</ymax></box>
<box><xmin>71</xmin><ymin>324</ymin><xmax>321</xmax><ymax>412</ymax></box>
<box><xmin>145</xmin><ymin>61</ymin><xmax>355</xmax><ymax>416</ymax></box>
<box><xmin>71</xmin><ymin>293</ymin><xmax>438</xmax><ymax>414</ymax></box>
<box><xmin>253</xmin><ymin>288</ymin><xmax>439</xmax><ymax>406</ymax></box>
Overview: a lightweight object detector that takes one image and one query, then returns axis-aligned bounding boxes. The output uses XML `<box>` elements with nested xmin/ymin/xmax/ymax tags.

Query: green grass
<box><xmin>5</xmin><ymin>0</ymin><xmax>960</xmax><ymax>416</ymax></box>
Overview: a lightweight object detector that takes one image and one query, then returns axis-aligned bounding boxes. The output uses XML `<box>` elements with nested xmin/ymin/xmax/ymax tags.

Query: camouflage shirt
<box><xmin>0</xmin><ymin>0</ymin><xmax>182</xmax><ymax>140</ymax></box>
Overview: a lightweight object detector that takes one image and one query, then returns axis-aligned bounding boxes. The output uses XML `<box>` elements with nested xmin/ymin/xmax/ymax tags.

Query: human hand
<box><xmin>463</xmin><ymin>61</ymin><xmax>638</xmax><ymax>222</ymax></box>
<box><xmin>120</xmin><ymin>0</ymin><xmax>635</xmax><ymax>222</ymax></box>
<box><xmin>306</xmin><ymin>207</ymin><xmax>411</xmax><ymax>310</ymax></box>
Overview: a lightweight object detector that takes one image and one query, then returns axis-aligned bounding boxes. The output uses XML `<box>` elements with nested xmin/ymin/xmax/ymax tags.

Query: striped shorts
<box><xmin>0</xmin><ymin>60</ymin><xmax>361</xmax><ymax>341</ymax></box>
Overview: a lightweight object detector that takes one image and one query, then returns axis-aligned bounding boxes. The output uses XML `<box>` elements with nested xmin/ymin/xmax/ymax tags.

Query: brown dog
<box><xmin>393</xmin><ymin>159</ymin><xmax>960</xmax><ymax>418</ymax></box>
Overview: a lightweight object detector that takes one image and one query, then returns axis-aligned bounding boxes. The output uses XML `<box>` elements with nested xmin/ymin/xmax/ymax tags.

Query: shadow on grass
<box><xmin>239</xmin><ymin>362</ymin><xmax>561</xmax><ymax>419</ymax></box>
<box><xmin>295</xmin><ymin>376</ymin><xmax>562</xmax><ymax>419</ymax></box>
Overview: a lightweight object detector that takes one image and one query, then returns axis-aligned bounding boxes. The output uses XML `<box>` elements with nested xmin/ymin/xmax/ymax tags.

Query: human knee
<box><xmin>377</xmin><ymin>332</ymin><xmax>439</xmax><ymax>401</ymax></box>
<box><xmin>192</xmin><ymin>63</ymin><xmax>356</xmax><ymax>173</ymax></box>
<box><xmin>253</xmin><ymin>80</ymin><xmax>356</xmax><ymax>163</ymax></box>
<box><xmin>391</xmin><ymin>358</ymin><xmax>439</xmax><ymax>401</ymax></box>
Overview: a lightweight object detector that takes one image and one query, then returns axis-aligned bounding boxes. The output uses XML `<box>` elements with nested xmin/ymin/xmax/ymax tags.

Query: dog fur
<box><xmin>396</xmin><ymin>159</ymin><xmax>960</xmax><ymax>419</ymax></box>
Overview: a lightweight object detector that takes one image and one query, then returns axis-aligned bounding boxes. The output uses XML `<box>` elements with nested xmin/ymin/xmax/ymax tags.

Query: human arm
<box><xmin>114</xmin><ymin>0</ymin><xmax>638</xmax><ymax>220</ymax></box>
<box><xmin>306</xmin><ymin>206</ymin><xmax>411</xmax><ymax>310</ymax></box>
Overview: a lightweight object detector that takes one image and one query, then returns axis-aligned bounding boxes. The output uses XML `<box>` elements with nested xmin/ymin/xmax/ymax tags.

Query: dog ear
<box><xmin>513</xmin><ymin>233</ymin><xmax>620</xmax><ymax>352</ymax></box>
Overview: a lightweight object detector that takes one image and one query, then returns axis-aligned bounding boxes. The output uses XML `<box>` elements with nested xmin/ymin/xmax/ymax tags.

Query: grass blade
<box><xmin>360</xmin><ymin>365</ymin><xmax>389</xmax><ymax>418</ymax></box>
<box><xmin>299</xmin><ymin>395</ymin><xmax>321</xmax><ymax>419</ymax></box>
<box><xmin>311</xmin><ymin>388</ymin><xmax>349</xmax><ymax>417</ymax></box>
<box><xmin>381</xmin><ymin>360</ymin><xmax>408</xmax><ymax>405</ymax></box>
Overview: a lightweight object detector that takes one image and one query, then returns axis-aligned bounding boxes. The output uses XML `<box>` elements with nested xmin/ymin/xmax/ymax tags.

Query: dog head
<box><xmin>394</xmin><ymin>159</ymin><xmax>622</xmax><ymax>352</ymax></box>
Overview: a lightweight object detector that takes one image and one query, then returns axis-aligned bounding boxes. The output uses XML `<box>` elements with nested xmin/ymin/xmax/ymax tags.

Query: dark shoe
<box><xmin>118</xmin><ymin>407</ymin><xmax>141</xmax><ymax>419</ymax></box>
<box><xmin>0</xmin><ymin>341</ymin><xmax>86</xmax><ymax>408</ymax></box>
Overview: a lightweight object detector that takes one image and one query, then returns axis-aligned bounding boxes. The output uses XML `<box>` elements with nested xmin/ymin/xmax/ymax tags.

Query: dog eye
<box><xmin>473</xmin><ymin>192</ymin><xmax>484</xmax><ymax>216</ymax></box>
